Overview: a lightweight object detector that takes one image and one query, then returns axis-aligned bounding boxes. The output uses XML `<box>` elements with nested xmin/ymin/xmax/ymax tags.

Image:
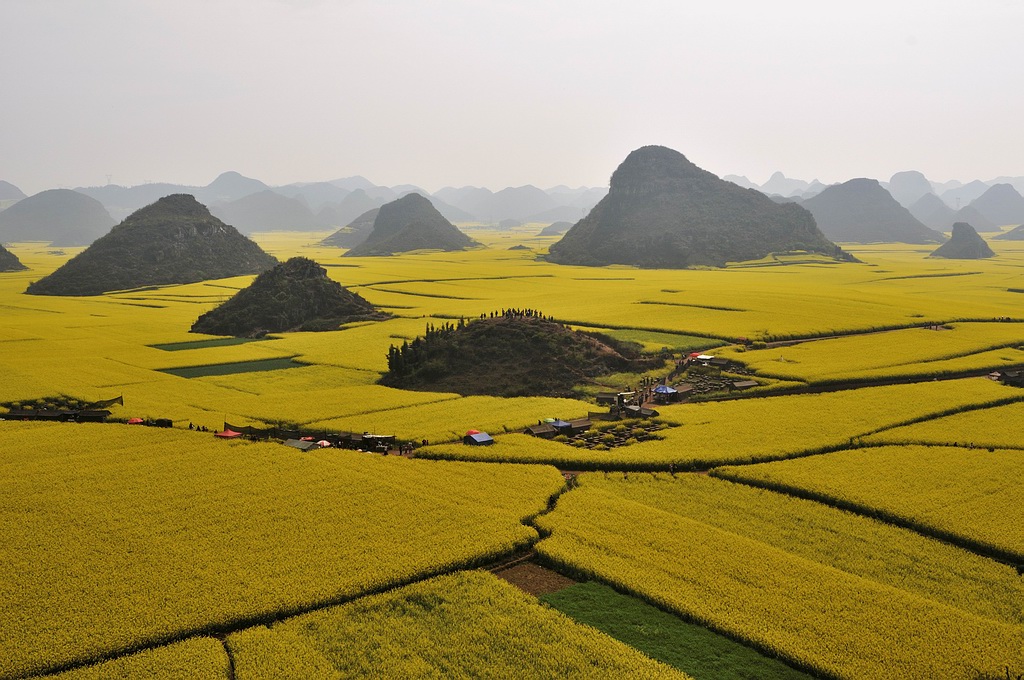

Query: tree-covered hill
<box><xmin>191</xmin><ymin>257</ymin><xmax>388</xmax><ymax>336</ymax></box>
<box><xmin>0</xmin><ymin>244</ymin><xmax>27</xmax><ymax>272</ymax></box>
<box><xmin>0</xmin><ymin>189</ymin><xmax>114</xmax><ymax>246</ymax></box>
<box><xmin>25</xmin><ymin>194</ymin><xmax>277</xmax><ymax>296</ymax></box>
<box><xmin>380</xmin><ymin>310</ymin><xmax>662</xmax><ymax>397</ymax></box>
<box><xmin>547</xmin><ymin>145</ymin><xmax>846</xmax><ymax>268</ymax></box>
<box><xmin>344</xmin><ymin>193</ymin><xmax>478</xmax><ymax>257</ymax></box>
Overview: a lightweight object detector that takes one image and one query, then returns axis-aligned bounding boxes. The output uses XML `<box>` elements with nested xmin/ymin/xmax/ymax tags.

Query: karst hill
<box><xmin>0</xmin><ymin>189</ymin><xmax>115</xmax><ymax>246</ymax></box>
<box><xmin>801</xmin><ymin>179</ymin><xmax>946</xmax><ymax>244</ymax></box>
<box><xmin>191</xmin><ymin>257</ymin><xmax>388</xmax><ymax>336</ymax></box>
<box><xmin>0</xmin><ymin>244</ymin><xmax>27</xmax><ymax>272</ymax></box>
<box><xmin>380</xmin><ymin>310</ymin><xmax>662</xmax><ymax>397</ymax></box>
<box><xmin>25</xmin><ymin>194</ymin><xmax>277</xmax><ymax>296</ymax></box>
<box><xmin>320</xmin><ymin>208</ymin><xmax>379</xmax><ymax>249</ymax></box>
<box><xmin>343</xmin><ymin>193</ymin><xmax>479</xmax><ymax>257</ymax></box>
<box><xmin>929</xmin><ymin>222</ymin><xmax>995</xmax><ymax>259</ymax></box>
<box><xmin>546</xmin><ymin>145</ymin><xmax>846</xmax><ymax>268</ymax></box>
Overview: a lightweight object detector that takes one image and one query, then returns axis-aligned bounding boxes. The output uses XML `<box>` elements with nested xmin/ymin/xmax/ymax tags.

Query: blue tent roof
<box><xmin>550</xmin><ymin>419</ymin><xmax>571</xmax><ymax>428</ymax></box>
<box><xmin>464</xmin><ymin>432</ymin><xmax>494</xmax><ymax>445</ymax></box>
<box><xmin>653</xmin><ymin>385</ymin><xmax>677</xmax><ymax>394</ymax></box>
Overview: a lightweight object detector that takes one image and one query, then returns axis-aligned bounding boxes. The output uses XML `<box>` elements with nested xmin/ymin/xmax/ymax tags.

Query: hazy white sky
<box><xmin>3</xmin><ymin>0</ymin><xmax>1021</xmax><ymax>194</ymax></box>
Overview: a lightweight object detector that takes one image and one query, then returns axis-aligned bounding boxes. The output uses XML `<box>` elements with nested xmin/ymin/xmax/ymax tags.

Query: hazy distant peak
<box><xmin>888</xmin><ymin>170</ymin><xmax>933</xmax><ymax>208</ymax></box>
<box><xmin>0</xmin><ymin>180</ymin><xmax>26</xmax><ymax>201</ymax></box>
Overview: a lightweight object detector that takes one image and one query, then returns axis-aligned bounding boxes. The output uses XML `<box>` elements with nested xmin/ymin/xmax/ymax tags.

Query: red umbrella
<box><xmin>127</xmin><ymin>418</ymin><xmax>144</xmax><ymax>425</ymax></box>
<box><xmin>317</xmin><ymin>440</ymin><xmax>331</xmax><ymax>448</ymax></box>
<box><xmin>465</xmin><ymin>429</ymin><xmax>481</xmax><ymax>435</ymax></box>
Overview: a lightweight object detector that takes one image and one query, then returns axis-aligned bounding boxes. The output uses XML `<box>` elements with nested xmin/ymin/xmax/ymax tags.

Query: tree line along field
<box><xmin>1</xmin><ymin>230</ymin><xmax>1023</xmax><ymax>678</ymax></box>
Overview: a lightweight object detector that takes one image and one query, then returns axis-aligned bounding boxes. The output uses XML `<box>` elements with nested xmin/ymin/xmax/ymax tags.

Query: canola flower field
<box><xmin>2</xmin><ymin>231</ymin><xmax>1024</xmax><ymax>678</ymax></box>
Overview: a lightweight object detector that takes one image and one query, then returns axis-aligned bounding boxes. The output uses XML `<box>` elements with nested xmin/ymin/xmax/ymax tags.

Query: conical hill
<box><xmin>344</xmin><ymin>193</ymin><xmax>478</xmax><ymax>257</ymax></box>
<box><xmin>929</xmin><ymin>223</ymin><xmax>995</xmax><ymax>259</ymax></box>
<box><xmin>801</xmin><ymin>179</ymin><xmax>946</xmax><ymax>244</ymax></box>
<box><xmin>546</xmin><ymin>145</ymin><xmax>846</xmax><ymax>268</ymax></box>
<box><xmin>320</xmin><ymin>208</ymin><xmax>379</xmax><ymax>248</ymax></box>
<box><xmin>191</xmin><ymin>257</ymin><xmax>388</xmax><ymax>336</ymax></box>
<box><xmin>25</xmin><ymin>194</ymin><xmax>277</xmax><ymax>296</ymax></box>
<box><xmin>0</xmin><ymin>244</ymin><xmax>27</xmax><ymax>272</ymax></box>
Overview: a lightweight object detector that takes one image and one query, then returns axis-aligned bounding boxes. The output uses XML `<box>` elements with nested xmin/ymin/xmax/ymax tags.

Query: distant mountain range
<box><xmin>0</xmin><ymin>172</ymin><xmax>607</xmax><ymax>235</ymax></box>
<box><xmin>4</xmin><ymin>166</ymin><xmax>1023</xmax><ymax>243</ymax></box>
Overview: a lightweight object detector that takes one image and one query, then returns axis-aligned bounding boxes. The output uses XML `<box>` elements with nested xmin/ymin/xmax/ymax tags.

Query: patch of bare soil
<box><xmin>494</xmin><ymin>563</ymin><xmax>577</xmax><ymax>597</ymax></box>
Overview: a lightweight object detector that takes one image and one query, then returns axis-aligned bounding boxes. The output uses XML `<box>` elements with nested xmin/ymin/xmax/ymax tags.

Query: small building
<box><xmin>731</xmin><ymin>380</ymin><xmax>759</xmax><ymax>391</ymax></box>
<box><xmin>596</xmin><ymin>393</ymin><xmax>618</xmax><ymax>406</ymax></box>
<box><xmin>709</xmin><ymin>357</ymin><xmax>730</xmax><ymax>368</ymax></box>
<box><xmin>463</xmin><ymin>432</ymin><xmax>495</xmax><ymax>446</ymax></box>
<box><xmin>623</xmin><ymin>405</ymin><xmax>659</xmax><ymax>418</ymax></box>
<box><xmin>525</xmin><ymin>422</ymin><xmax>557</xmax><ymax>438</ymax></box>
<box><xmin>675</xmin><ymin>383</ymin><xmax>695</xmax><ymax>399</ymax></box>
<box><xmin>566</xmin><ymin>418</ymin><xmax>592</xmax><ymax>434</ymax></box>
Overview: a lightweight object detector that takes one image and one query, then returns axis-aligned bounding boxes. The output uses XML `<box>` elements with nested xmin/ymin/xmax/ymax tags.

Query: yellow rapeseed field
<box><xmin>535</xmin><ymin>483</ymin><xmax>1024</xmax><ymax>680</ymax></box>
<box><xmin>421</xmin><ymin>379</ymin><xmax>1018</xmax><ymax>468</ymax></box>
<box><xmin>0</xmin><ymin>421</ymin><xmax>564</xmax><ymax>679</ymax></box>
<box><xmin>715</xmin><ymin>444</ymin><xmax>1024</xmax><ymax>562</ymax></box>
<box><xmin>577</xmin><ymin>473</ymin><xmax>1024</xmax><ymax>626</ymax></box>
<box><xmin>864</xmin><ymin>399</ymin><xmax>1024</xmax><ymax>449</ymax></box>
<box><xmin>45</xmin><ymin>638</ymin><xmax>229</xmax><ymax>680</ymax></box>
<box><xmin>227</xmin><ymin>571</ymin><xmax>688</xmax><ymax>679</ymax></box>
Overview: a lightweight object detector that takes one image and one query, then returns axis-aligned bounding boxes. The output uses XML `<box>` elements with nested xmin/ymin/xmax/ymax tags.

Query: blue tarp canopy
<box><xmin>550</xmin><ymin>419</ymin><xmax>571</xmax><ymax>429</ymax></box>
<box><xmin>464</xmin><ymin>432</ymin><xmax>495</xmax><ymax>445</ymax></box>
<box><xmin>653</xmin><ymin>385</ymin><xmax>677</xmax><ymax>394</ymax></box>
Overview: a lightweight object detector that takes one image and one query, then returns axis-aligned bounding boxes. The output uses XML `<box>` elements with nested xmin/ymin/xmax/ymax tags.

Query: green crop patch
<box><xmin>150</xmin><ymin>337</ymin><xmax>274</xmax><ymax>351</ymax></box>
<box><xmin>542</xmin><ymin>581</ymin><xmax>812</xmax><ymax>680</ymax></box>
<box><xmin>158</xmin><ymin>357</ymin><xmax>303</xmax><ymax>378</ymax></box>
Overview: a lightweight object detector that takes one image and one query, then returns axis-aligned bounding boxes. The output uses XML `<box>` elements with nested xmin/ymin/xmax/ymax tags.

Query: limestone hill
<box><xmin>380</xmin><ymin>311</ymin><xmax>662</xmax><ymax>397</ymax></box>
<box><xmin>887</xmin><ymin>171</ymin><xmax>934</xmax><ymax>208</ymax></box>
<box><xmin>191</xmin><ymin>257</ymin><xmax>387</xmax><ymax>336</ymax></box>
<box><xmin>0</xmin><ymin>244</ymin><xmax>27</xmax><ymax>272</ymax></box>
<box><xmin>320</xmin><ymin>208</ymin><xmax>379</xmax><ymax>248</ymax></box>
<box><xmin>993</xmin><ymin>224</ymin><xmax>1024</xmax><ymax>240</ymax></box>
<box><xmin>929</xmin><ymin>223</ymin><xmax>995</xmax><ymax>259</ymax></box>
<box><xmin>0</xmin><ymin>189</ymin><xmax>114</xmax><ymax>246</ymax></box>
<box><xmin>344</xmin><ymin>193</ymin><xmax>478</xmax><ymax>257</ymax></box>
<box><xmin>967</xmin><ymin>183</ymin><xmax>1024</xmax><ymax>227</ymax></box>
<box><xmin>801</xmin><ymin>179</ymin><xmax>946</xmax><ymax>244</ymax></box>
<box><xmin>908</xmin><ymin>193</ymin><xmax>955</xmax><ymax>231</ymax></box>
<box><xmin>547</xmin><ymin>145</ymin><xmax>845</xmax><ymax>268</ymax></box>
<box><xmin>539</xmin><ymin>221</ymin><xmax>574</xmax><ymax>236</ymax></box>
<box><xmin>25</xmin><ymin>194</ymin><xmax>277</xmax><ymax>296</ymax></box>
<box><xmin>0</xmin><ymin>180</ymin><xmax>26</xmax><ymax>201</ymax></box>
<box><xmin>211</xmin><ymin>190</ymin><xmax>323</xmax><ymax>233</ymax></box>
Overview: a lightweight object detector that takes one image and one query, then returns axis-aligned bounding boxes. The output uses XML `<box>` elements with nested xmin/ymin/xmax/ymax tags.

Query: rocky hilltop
<box><xmin>344</xmin><ymin>193</ymin><xmax>478</xmax><ymax>257</ymax></box>
<box><xmin>320</xmin><ymin>208</ymin><xmax>379</xmax><ymax>248</ymax></box>
<box><xmin>0</xmin><ymin>189</ymin><xmax>114</xmax><ymax>246</ymax></box>
<box><xmin>801</xmin><ymin>179</ymin><xmax>946</xmax><ymax>244</ymax></box>
<box><xmin>380</xmin><ymin>311</ymin><xmax>662</xmax><ymax>397</ymax></box>
<box><xmin>0</xmin><ymin>244</ymin><xmax>27</xmax><ymax>272</ymax></box>
<box><xmin>547</xmin><ymin>145</ymin><xmax>845</xmax><ymax>268</ymax></box>
<box><xmin>929</xmin><ymin>223</ymin><xmax>995</xmax><ymax>259</ymax></box>
<box><xmin>191</xmin><ymin>257</ymin><xmax>387</xmax><ymax>336</ymax></box>
<box><xmin>25</xmin><ymin>194</ymin><xmax>277</xmax><ymax>296</ymax></box>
